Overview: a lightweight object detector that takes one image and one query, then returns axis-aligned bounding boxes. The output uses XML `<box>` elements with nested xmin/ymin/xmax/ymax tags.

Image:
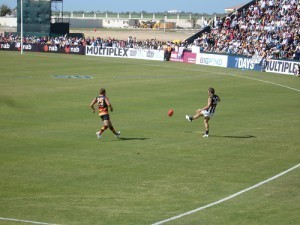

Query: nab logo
<box><xmin>48</xmin><ymin>46</ymin><xmax>58</xmax><ymax>52</ymax></box>
<box><xmin>0</xmin><ymin>43</ymin><xmax>10</xmax><ymax>49</ymax></box>
<box><xmin>70</xmin><ymin>47</ymin><xmax>80</xmax><ymax>53</ymax></box>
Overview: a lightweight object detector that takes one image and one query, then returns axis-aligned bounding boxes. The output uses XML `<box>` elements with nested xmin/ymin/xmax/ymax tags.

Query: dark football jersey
<box><xmin>208</xmin><ymin>95</ymin><xmax>220</xmax><ymax>113</ymax></box>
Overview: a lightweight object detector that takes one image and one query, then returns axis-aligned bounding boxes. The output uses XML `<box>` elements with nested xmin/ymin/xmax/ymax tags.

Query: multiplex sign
<box><xmin>86</xmin><ymin>46</ymin><xmax>164</xmax><ymax>61</ymax></box>
<box><xmin>86</xmin><ymin>46</ymin><xmax>129</xmax><ymax>57</ymax></box>
<box><xmin>265</xmin><ymin>59</ymin><xmax>299</xmax><ymax>75</ymax></box>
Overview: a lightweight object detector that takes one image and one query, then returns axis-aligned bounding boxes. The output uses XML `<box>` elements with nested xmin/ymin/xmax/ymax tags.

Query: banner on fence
<box><xmin>196</xmin><ymin>53</ymin><xmax>228</xmax><ymax>67</ymax></box>
<box><xmin>170</xmin><ymin>51</ymin><xmax>196</xmax><ymax>64</ymax></box>
<box><xmin>0</xmin><ymin>42</ymin><xmax>85</xmax><ymax>55</ymax></box>
<box><xmin>86</xmin><ymin>46</ymin><xmax>164</xmax><ymax>61</ymax></box>
<box><xmin>265</xmin><ymin>59</ymin><xmax>299</xmax><ymax>75</ymax></box>
<box><xmin>227</xmin><ymin>55</ymin><xmax>261</xmax><ymax>71</ymax></box>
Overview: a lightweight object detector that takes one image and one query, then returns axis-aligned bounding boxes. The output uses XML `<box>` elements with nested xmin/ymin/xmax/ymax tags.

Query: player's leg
<box><xmin>193</xmin><ymin>109</ymin><xmax>204</xmax><ymax>119</ymax></box>
<box><xmin>96</xmin><ymin>116</ymin><xmax>108</xmax><ymax>139</ymax></box>
<box><xmin>107</xmin><ymin>120</ymin><xmax>121</xmax><ymax>138</ymax></box>
<box><xmin>186</xmin><ymin>109</ymin><xmax>203</xmax><ymax>122</ymax></box>
<box><xmin>203</xmin><ymin>117</ymin><xmax>210</xmax><ymax>137</ymax></box>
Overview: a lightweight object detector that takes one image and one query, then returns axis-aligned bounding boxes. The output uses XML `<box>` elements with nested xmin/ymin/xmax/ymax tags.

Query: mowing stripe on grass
<box><xmin>0</xmin><ymin>217</ymin><xmax>61</xmax><ymax>225</ymax></box>
<box><xmin>12</xmin><ymin>52</ymin><xmax>300</xmax><ymax>93</ymax></box>
<box><xmin>152</xmin><ymin>163</ymin><xmax>300</xmax><ymax>225</ymax></box>
<box><xmin>104</xmin><ymin>59</ymin><xmax>300</xmax><ymax>92</ymax></box>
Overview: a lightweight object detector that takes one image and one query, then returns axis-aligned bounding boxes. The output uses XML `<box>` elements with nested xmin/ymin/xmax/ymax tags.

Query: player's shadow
<box><xmin>117</xmin><ymin>137</ymin><xmax>149</xmax><ymax>141</ymax></box>
<box><xmin>211</xmin><ymin>135</ymin><xmax>256</xmax><ymax>138</ymax></box>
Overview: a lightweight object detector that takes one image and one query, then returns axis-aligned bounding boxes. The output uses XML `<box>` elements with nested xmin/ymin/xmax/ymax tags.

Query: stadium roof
<box><xmin>224</xmin><ymin>4</ymin><xmax>243</xmax><ymax>13</ymax></box>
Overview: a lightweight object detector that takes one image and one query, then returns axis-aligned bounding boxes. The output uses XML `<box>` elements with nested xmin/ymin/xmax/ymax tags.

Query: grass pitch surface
<box><xmin>0</xmin><ymin>51</ymin><xmax>299</xmax><ymax>225</ymax></box>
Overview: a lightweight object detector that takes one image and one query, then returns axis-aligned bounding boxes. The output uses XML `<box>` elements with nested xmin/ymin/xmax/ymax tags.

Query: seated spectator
<box><xmin>188</xmin><ymin>0</ymin><xmax>300</xmax><ymax>61</ymax></box>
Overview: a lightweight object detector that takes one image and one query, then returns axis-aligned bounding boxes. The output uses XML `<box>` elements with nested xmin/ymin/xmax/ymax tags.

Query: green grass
<box><xmin>0</xmin><ymin>51</ymin><xmax>299</xmax><ymax>225</ymax></box>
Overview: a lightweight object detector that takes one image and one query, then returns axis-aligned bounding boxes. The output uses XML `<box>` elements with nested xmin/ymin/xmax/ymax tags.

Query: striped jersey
<box><xmin>96</xmin><ymin>95</ymin><xmax>109</xmax><ymax>116</ymax></box>
<box><xmin>207</xmin><ymin>94</ymin><xmax>220</xmax><ymax>113</ymax></box>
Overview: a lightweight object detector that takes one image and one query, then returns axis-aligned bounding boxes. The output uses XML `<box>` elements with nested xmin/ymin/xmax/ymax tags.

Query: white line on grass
<box><xmin>153</xmin><ymin>65</ymin><xmax>300</xmax><ymax>92</ymax></box>
<box><xmin>0</xmin><ymin>217</ymin><xmax>61</xmax><ymax>225</ymax></box>
<box><xmin>152</xmin><ymin>163</ymin><xmax>299</xmax><ymax>225</ymax></box>
<box><xmin>229</xmin><ymin>74</ymin><xmax>300</xmax><ymax>92</ymax></box>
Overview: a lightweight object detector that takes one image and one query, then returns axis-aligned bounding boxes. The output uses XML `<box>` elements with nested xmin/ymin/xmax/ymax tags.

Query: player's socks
<box><xmin>96</xmin><ymin>131</ymin><xmax>102</xmax><ymax>139</ymax></box>
<box><xmin>109</xmin><ymin>126</ymin><xmax>117</xmax><ymax>134</ymax></box>
<box><xmin>115</xmin><ymin>131</ymin><xmax>121</xmax><ymax>138</ymax></box>
<box><xmin>203</xmin><ymin>131</ymin><xmax>209</xmax><ymax>137</ymax></box>
<box><xmin>185</xmin><ymin>115</ymin><xmax>193</xmax><ymax>122</ymax></box>
<box><xmin>100</xmin><ymin>126</ymin><xmax>108</xmax><ymax>134</ymax></box>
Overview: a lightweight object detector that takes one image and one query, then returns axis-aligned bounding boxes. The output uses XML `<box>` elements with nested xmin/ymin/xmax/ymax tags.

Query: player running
<box><xmin>90</xmin><ymin>88</ymin><xmax>120</xmax><ymax>140</ymax></box>
<box><xmin>185</xmin><ymin>87</ymin><xmax>221</xmax><ymax>137</ymax></box>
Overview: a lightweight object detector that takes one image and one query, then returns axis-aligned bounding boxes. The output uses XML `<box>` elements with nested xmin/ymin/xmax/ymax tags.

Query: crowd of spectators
<box><xmin>0</xmin><ymin>34</ymin><xmax>86</xmax><ymax>47</ymax></box>
<box><xmin>0</xmin><ymin>32</ymin><xmax>168</xmax><ymax>50</ymax></box>
<box><xmin>191</xmin><ymin>0</ymin><xmax>300</xmax><ymax>61</ymax></box>
<box><xmin>0</xmin><ymin>0</ymin><xmax>300</xmax><ymax>61</ymax></box>
<box><xmin>85</xmin><ymin>36</ymin><xmax>167</xmax><ymax>50</ymax></box>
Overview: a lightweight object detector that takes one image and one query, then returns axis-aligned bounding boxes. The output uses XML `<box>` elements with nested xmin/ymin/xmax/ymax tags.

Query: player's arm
<box><xmin>105</xmin><ymin>98</ymin><xmax>113</xmax><ymax>112</ymax></box>
<box><xmin>201</xmin><ymin>97</ymin><xmax>212</xmax><ymax>111</ymax></box>
<box><xmin>90</xmin><ymin>98</ymin><xmax>97</xmax><ymax>113</ymax></box>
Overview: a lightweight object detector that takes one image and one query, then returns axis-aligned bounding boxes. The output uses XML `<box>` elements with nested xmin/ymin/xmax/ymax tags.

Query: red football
<box><xmin>168</xmin><ymin>109</ymin><xmax>174</xmax><ymax>117</ymax></box>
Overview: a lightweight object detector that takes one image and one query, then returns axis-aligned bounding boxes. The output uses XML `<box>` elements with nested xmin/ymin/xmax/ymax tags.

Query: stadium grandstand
<box><xmin>1</xmin><ymin>0</ymin><xmax>299</xmax><ymax>63</ymax></box>
<box><xmin>187</xmin><ymin>0</ymin><xmax>300</xmax><ymax>61</ymax></box>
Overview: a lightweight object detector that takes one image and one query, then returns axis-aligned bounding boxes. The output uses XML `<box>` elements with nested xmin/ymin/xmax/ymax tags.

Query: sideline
<box><xmin>152</xmin><ymin>163</ymin><xmax>299</xmax><ymax>225</ymax></box>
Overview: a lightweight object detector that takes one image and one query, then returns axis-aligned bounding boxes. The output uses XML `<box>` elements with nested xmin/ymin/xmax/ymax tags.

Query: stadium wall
<box><xmin>69</xmin><ymin>18</ymin><xmax>103</xmax><ymax>28</ymax></box>
<box><xmin>0</xmin><ymin>17</ymin><xmax>17</xmax><ymax>27</ymax></box>
<box><xmin>0</xmin><ymin>16</ymin><xmax>210</xmax><ymax>29</ymax></box>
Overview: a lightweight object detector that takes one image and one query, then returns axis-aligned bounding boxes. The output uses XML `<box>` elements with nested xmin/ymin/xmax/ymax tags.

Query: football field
<box><xmin>0</xmin><ymin>51</ymin><xmax>299</xmax><ymax>225</ymax></box>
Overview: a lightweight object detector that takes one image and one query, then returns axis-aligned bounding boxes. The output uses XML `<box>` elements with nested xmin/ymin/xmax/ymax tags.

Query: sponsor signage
<box><xmin>265</xmin><ymin>59</ymin><xmax>299</xmax><ymax>75</ymax></box>
<box><xmin>43</xmin><ymin>45</ymin><xmax>85</xmax><ymax>55</ymax></box>
<box><xmin>86</xmin><ymin>46</ymin><xmax>164</xmax><ymax>61</ymax></box>
<box><xmin>196</xmin><ymin>53</ymin><xmax>228</xmax><ymax>67</ymax></box>
<box><xmin>86</xmin><ymin>46</ymin><xmax>128</xmax><ymax>57</ymax></box>
<box><xmin>0</xmin><ymin>42</ymin><xmax>13</xmax><ymax>50</ymax></box>
<box><xmin>0</xmin><ymin>42</ymin><xmax>85</xmax><ymax>55</ymax></box>
<box><xmin>227</xmin><ymin>55</ymin><xmax>261</xmax><ymax>71</ymax></box>
<box><xmin>170</xmin><ymin>51</ymin><xmax>196</xmax><ymax>64</ymax></box>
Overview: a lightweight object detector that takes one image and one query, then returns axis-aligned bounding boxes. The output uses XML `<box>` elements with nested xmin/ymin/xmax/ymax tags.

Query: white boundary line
<box><xmin>157</xmin><ymin>65</ymin><xmax>300</xmax><ymax>92</ymax></box>
<box><xmin>0</xmin><ymin>217</ymin><xmax>61</xmax><ymax>225</ymax></box>
<box><xmin>152</xmin><ymin>163</ymin><xmax>300</xmax><ymax>225</ymax></box>
<box><xmin>228</xmin><ymin>74</ymin><xmax>300</xmax><ymax>92</ymax></box>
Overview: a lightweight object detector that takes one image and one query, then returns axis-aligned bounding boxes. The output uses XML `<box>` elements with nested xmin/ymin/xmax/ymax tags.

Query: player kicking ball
<box><xmin>186</xmin><ymin>87</ymin><xmax>221</xmax><ymax>137</ymax></box>
<box><xmin>90</xmin><ymin>88</ymin><xmax>120</xmax><ymax>140</ymax></box>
